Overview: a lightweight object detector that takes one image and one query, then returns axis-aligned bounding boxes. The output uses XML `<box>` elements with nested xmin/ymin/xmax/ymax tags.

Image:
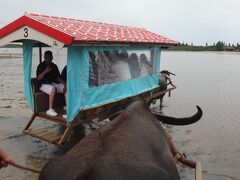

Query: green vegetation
<box><xmin>2</xmin><ymin>41</ymin><xmax>240</xmax><ymax>52</ymax></box>
<box><xmin>168</xmin><ymin>41</ymin><xmax>240</xmax><ymax>51</ymax></box>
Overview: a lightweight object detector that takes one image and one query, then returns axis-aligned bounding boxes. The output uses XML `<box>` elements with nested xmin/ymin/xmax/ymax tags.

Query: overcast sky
<box><xmin>0</xmin><ymin>0</ymin><xmax>239</xmax><ymax>45</ymax></box>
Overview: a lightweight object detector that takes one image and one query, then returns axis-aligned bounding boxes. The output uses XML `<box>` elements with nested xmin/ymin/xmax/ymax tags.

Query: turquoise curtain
<box><xmin>23</xmin><ymin>41</ymin><xmax>34</xmax><ymax>111</ymax></box>
<box><xmin>67</xmin><ymin>46</ymin><xmax>82</xmax><ymax>122</ymax></box>
<box><xmin>21</xmin><ymin>43</ymin><xmax>162</xmax><ymax>123</ymax></box>
<box><xmin>66</xmin><ymin>46</ymin><xmax>161</xmax><ymax>123</ymax></box>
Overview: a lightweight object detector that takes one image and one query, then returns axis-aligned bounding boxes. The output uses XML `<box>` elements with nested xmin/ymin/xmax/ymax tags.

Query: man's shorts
<box><xmin>40</xmin><ymin>83</ymin><xmax>64</xmax><ymax>95</ymax></box>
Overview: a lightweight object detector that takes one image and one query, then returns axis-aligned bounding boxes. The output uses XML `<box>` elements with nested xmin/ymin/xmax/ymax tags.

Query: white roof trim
<box><xmin>0</xmin><ymin>26</ymin><xmax>64</xmax><ymax>49</ymax></box>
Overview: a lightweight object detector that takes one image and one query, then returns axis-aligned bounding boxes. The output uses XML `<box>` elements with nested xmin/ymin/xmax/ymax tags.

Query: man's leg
<box><xmin>53</xmin><ymin>83</ymin><xmax>67</xmax><ymax>118</ymax></box>
<box><xmin>40</xmin><ymin>84</ymin><xmax>58</xmax><ymax>116</ymax></box>
<box><xmin>49</xmin><ymin>87</ymin><xmax>57</xmax><ymax>110</ymax></box>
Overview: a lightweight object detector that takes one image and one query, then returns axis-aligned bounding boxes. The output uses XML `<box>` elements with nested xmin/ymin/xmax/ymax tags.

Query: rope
<box><xmin>9</xmin><ymin>161</ymin><xmax>40</xmax><ymax>173</ymax></box>
<box><xmin>173</xmin><ymin>152</ymin><xmax>182</xmax><ymax>161</ymax></box>
<box><xmin>159</xmin><ymin>122</ymin><xmax>203</xmax><ymax>179</ymax></box>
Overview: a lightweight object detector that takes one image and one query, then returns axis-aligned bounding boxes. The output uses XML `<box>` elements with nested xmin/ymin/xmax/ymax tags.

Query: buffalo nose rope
<box><xmin>9</xmin><ymin>161</ymin><xmax>40</xmax><ymax>173</ymax></box>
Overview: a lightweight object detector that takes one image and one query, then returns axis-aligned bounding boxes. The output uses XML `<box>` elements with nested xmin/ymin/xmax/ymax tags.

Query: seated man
<box><xmin>61</xmin><ymin>65</ymin><xmax>67</xmax><ymax>112</ymax></box>
<box><xmin>61</xmin><ymin>65</ymin><xmax>67</xmax><ymax>83</ymax></box>
<box><xmin>37</xmin><ymin>50</ymin><xmax>66</xmax><ymax>117</ymax></box>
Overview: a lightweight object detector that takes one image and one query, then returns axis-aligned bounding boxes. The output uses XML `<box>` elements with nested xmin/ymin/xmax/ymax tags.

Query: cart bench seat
<box><xmin>31</xmin><ymin>78</ymin><xmax>65</xmax><ymax>113</ymax></box>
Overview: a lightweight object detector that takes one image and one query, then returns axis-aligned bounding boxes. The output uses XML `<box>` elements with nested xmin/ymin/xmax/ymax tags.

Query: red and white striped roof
<box><xmin>0</xmin><ymin>13</ymin><xmax>177</xmax><ymax>46</ymax></box>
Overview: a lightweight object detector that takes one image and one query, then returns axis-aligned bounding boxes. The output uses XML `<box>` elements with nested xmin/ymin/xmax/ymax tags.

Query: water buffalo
<box><xmin>157</xmin><ymin>70</ymin><xmax>176</xmax><ymax>109</ymax></box>
<box><xmin>39</xmin><ymin>100</ymin><xmax>202</xmax><ymax>180</ymax></box>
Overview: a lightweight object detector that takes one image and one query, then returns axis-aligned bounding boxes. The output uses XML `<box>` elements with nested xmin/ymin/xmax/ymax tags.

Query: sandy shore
<box><xmin>0</xmin><ymin>53</ymin><xmax>22</xmax><ymax>59</ymax></box>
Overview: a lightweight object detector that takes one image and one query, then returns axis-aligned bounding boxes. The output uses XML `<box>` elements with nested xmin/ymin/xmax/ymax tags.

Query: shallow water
<box><xmin>161</xmin><ymin>51</ymin><xmax>240</xmax><ymax>180</ymax></box>
<box><xmin>0</xmin><ymin>50</ymin><xmax>240</xmax><ymax>179</ymax></box>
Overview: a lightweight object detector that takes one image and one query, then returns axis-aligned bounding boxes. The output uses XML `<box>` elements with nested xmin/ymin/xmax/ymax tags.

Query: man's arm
<box><xmin>37</xmin><ymin>66</ymin><xmax>52</xmax><ymax>81</ymax></box>
<box><xmin>55</xmin><ymin>65</ymin><xmax>66</xmax><ymax>92</ymax></box>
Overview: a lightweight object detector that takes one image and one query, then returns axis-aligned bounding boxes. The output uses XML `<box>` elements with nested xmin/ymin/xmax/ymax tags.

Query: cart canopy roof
<box><xmin>0</xmin><ymin>13</ymin><xmax>177</xmax><ymax>48</ymax></box>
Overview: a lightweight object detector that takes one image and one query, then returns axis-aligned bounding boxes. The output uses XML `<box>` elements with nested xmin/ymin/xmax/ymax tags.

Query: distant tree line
<box><xmin>2</xmin><ymin>42</ymin><xmax>240</xmax><ymax>52</ymax></box>
<box><xmin>1</xmin><ymin>43</ymin><xmax>22</xmax><ymax>48</ymax></box>
<box><xmin>169</xmin><ymin>41</ymin><xmax>240</xmax><ymax>51</ymax></box>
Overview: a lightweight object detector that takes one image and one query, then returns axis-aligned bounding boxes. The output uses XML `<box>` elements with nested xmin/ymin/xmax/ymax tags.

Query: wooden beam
<box><xmin>195</xmin><ymin>162</ymin><xmax>202</xmax><ymax>180</ymax></box>
<box><xmin>23</xmin><ymin>113</ymin><xmax>37</xmax><ymax>130</ymax></box>
<box><xmin>39</xmin><ymin>44</ymin><xmax>42</xmax><ymax>63</ymax></box>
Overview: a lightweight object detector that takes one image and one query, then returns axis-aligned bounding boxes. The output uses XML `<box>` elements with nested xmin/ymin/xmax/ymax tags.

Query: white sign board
<box><xmin>0</xmin><ymin>26</ymin><xmax>64</xmax><ymax>49</ymax></box>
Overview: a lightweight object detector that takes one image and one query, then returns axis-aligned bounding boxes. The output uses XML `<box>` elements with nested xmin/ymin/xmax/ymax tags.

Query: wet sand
<box><xmin>1</xmin><ymin>50</ymin><xmax>240</xmax><ymax>179</ymax></box>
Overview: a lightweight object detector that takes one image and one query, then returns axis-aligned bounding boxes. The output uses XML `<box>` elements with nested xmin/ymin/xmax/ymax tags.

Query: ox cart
<box><xmin>0</xmin><ymin>13</ymin><xmax>177</xmax><ymax>145</ymax></box>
